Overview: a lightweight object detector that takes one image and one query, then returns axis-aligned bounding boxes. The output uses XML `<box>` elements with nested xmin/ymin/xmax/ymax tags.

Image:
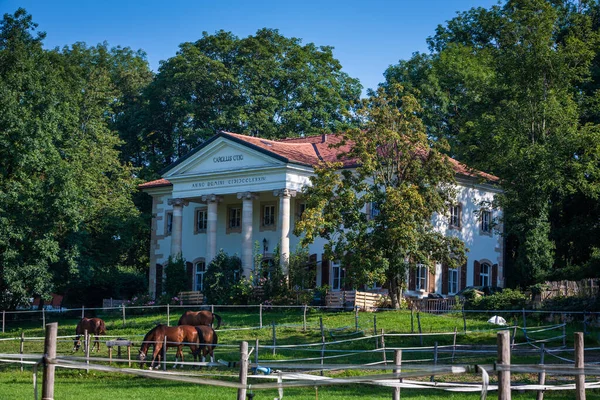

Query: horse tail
<box><xmin>213</xmin><ymin>313</ymin><xmax>222</xmax><ymax>329</ymax></box>
<box><xmin>177</xmin><ymin>313</ymin><xmax>186</xmax><ymax>326</ymax></box>
<box><xmin>99</xmin><ymin>319</ymin><xmax>107</xmax><ymax>335</ymax></box>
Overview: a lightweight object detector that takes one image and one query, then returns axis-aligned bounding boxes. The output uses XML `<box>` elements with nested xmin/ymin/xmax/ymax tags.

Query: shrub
<box><xmin>203</xmin><ymin>251</ymin><xmax>251</xmax><ymax>305</ymax></box>
<box><xmin>163</xmin><ymin>255</ymin><xmax>188</xmax><ymax>298</ymax></box>
<box><xmin>466</xmin><ymin>288</ymin><xmax>527</xmax><ymax>310</ymax></box>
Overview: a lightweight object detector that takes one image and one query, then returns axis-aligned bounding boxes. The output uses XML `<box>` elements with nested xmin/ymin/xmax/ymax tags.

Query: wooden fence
<box><xmin>538</xmin><ymin>279</ymin><xmax>600</xmax><ymax>300</ymax></box>
<box><xmin>407</xmin><ymin>297</ymin><xmax>457</xmax><ymax>314</ymax></box>
<box><xmin>325</xmin><ymin>290</ymin><xmax>383</xmax><ymax>311</ymax></box>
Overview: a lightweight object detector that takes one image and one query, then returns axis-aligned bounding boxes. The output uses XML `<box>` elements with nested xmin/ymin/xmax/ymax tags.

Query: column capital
<box><xmin>237</xmin><ymin>192</ymin><xmax>259</xmax><ymax>200</ymax></box>
<box><xmin>273</xmin><ymin>189</ymin><xmax>297</xmax><ymax>198</ymax></box>
<box><xmin>201</xmin><ymin>194</ymin><xmax>223</xmax><ymax>203</ymax></box>
<box><xmin>168</xmin><ymin>198</ymin><xmax>189</xmax><ymax>207</ymax></box>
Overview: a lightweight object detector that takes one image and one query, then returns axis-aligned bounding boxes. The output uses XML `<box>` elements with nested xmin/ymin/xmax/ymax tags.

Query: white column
<box><xmin>168</xmin><ymin>198</ymin><xmax>188</xmax><ymax>258</ymax></box>
<box><xmin>274</xmin><ymin>189</ymin><xmax>296</xmax><ymax>276</ymax></box>
<box><xmin>202</xmin><ymin>194</ymin><xmax>221</xmax><ymax>265</ymax></box>
<box><xmin>238</xmin><ymin>192</ymin><xmax>257</xmax><ymax>280</ymax></box>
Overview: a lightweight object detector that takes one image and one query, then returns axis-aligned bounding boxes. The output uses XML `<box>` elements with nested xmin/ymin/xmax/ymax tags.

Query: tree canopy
<box><xmin>131</xmin><ymin>28</ymin><xmax>362</xmax><ymax>177</ymax></box>
<box><xmin>0</xmin><ymin>9</ymin><xmax>149</xmax><ymax>308</ymax></box>
<box><xmin>295</xmin><ymin>86</ymin><xmax>467</xmax><ymax>308</ymax></box>
<box><xmin>382</xmin><ymin>0</ymin><xmax>600</xmax><ymax>287</ymax></box>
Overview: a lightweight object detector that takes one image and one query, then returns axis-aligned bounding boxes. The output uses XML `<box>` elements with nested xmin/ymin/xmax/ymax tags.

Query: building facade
<box><xmin>139</xmin><ymin>131</ymin><xmax>504</xmax><ymax>299</ymax></box>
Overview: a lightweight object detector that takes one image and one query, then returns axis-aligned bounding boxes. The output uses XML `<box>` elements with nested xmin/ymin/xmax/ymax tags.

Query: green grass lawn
<box><xmin>0</xmin><ymin>306</ymin><xmax>598</xmax><ymax>398</ymax></box>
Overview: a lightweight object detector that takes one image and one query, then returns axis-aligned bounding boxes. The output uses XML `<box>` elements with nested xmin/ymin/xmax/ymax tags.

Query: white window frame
<box><xmin>448</xmin><ymin>268</ymin><xmax>458</xmax><ymax>295</ymax></box>
<box><xmin>195</xmin><ymin>209</ymin><xmax>207</xmax><ymax>233</ymax></box>
<box><xmin>480</xmin><ymin>210</ymin><xmax>492</xmax><ymax>235</ymax></box>
<box><xmin>450</xmin><ymin>204</ymin><xmax>461</xmax><ymax>228</ymax></box>
<box><xmin>416</xmin><ymin>265</ymin><xmax>428</xmax><ymax>291</ymax></box>
<box><xmin>480</xmin><ymin>262</ymin><xmax>490</xmax><ymax>286</ymax></box>
<box><xmin>332</xmin><ymin>261</ymin><xmax>343</xmax><ymax>291</ymax></box>
<box><xmin>263</xmin><ymin>204</ymin><xmax>275</xmax><ymax>227</ymax></box>
<box><xmin>227</xmin><ymin>205</ymin><xmax>242</xmax><ymax>233</ymax></box>
<box><xmin>195</xmin><ymin>260</ymin><xmax>206</xmax><ymax>291</ymax></box>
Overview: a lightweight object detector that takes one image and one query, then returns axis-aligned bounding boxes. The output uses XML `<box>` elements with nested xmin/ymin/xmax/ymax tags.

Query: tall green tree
<box><xmin>295</xmin><ymin>86</ymin><xmax>466</xmax><ymax>308</ymax></box>
<box><xmin>137</xmin><ymin>28</ymin><xmax>362</xmax><ymax>175</ymax></box>
<box><xmin>383</xmin><ymin>0</ymin><xmax>600</xmax><ymax>286</ymax></box>
<box><xmin>0</xmin><ymin>9</ymin><xmax>147</xmax><ymax>308</ymax></box>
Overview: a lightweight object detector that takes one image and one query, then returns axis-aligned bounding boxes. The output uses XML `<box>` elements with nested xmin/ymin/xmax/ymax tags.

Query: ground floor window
<box><xmin>416</xmin><ymin>265</ymin><xmax>428</xmax><ymax>291</ymax></box>
<box><xmin>195</xmin><ymin>260</ymin><xmax>206</xmax><ymax>291</ymax></box>
<box><xmin>332</xmin><ymin>261</ymin><xmax>344</xmax><ymax>291</ymax></box>
<box><xmin>480</xmin><ymin>262</ymin><xmax>490</xmax><ymax>286</ymax></box>
<box><xmin>448</xmin><ymin>268</ymin><xmax>458</xmax><ymax>294</ymax></box>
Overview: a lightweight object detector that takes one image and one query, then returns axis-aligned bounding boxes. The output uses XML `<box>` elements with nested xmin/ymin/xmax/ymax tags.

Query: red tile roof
<box><xmin>223</xmin><ymin>131</ymin><xmax>499</xmax><ymax>182</ymax></box>
<box><xmin>138</xmin><ymin>131</ymin><xmax>498</xmax><ymax>190</ymax></box>
<box><xmin>138</xmin><ymin>178</ymin><xmax>172</xmax><ymax>189</ymax></box>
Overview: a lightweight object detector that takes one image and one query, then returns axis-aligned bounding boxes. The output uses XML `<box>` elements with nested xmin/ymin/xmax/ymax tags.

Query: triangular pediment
<box><xmin>164</xmin><ymin>136</ymin><xmax>284</xmax><ymax>179</ymax></box>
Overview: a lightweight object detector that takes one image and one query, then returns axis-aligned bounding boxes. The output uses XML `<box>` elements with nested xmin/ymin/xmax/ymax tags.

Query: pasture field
<box><xmin>0</xmin><ymin>306</ymin><xmax>599</xmax><ymax>399</ymax></box>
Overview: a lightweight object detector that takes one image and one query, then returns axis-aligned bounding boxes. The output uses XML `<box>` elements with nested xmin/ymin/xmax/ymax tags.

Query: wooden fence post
<box><xmin>42</xmin><ymin>322</ymin><xmax>58</xmax><ymax>400</ymax></box>
<box><xmin>122</xmin><ymin>304</ymin><xmax>126</xmax><ymax>328</ymax></box>
<box><xmin>381</xmin><ymin>329</ymin><xmax>387</xmax><ymax>366</ymax></box>
<box><xmin>393</xmin><ymin>349</ymin><xmax>402</xmax><ymax>400</ymax></box>
<box><xmin>497</xmin><ymin>330</ymin><xmax>511</xmax><ymax>400</ymax></box>
<box><xmin>355</xmin><ymin>306</ymin><xmax>359</xmax><ymax>332</ymax></box>
<box><xmin>417</xmin><ymin>312</ymin><xmax>423</xmax><ymax>346</ymax></box>
<box><xmin>272</xmin><ymin>321</ymin><xmax>276</xmax><ymax>356</ymax></box>
<box><xmin>163</xmin><ymin>336</ymin><xmax>167</xmax><ymax>371</ymax></box>
<box><xmin>237</xmin><ymin>341</ymin><xmax>248</xmax><ymax>400</ymax></box>
<box><xmin>410</xmin><ymin>307</ymin><xmax>414</xmax><ymax>333</ymax></box>
<box><xmin>320</xmin><ymin>316</ymin><xmax>325</xmax><ymax>376</ymax></box>
<box><xmin>42</xmin><ymin>308</ymin><xmax>45</xmax><ymax>329</ymax></box>
<box><xmin>260</xmin><ymin>304</ymin><xmax>263</xmax><ymax>329</ymax></box>
<box><xmin>20</xmin><ymin>331</ymin><xmax>24</xmax><ymax>372</ymax></box>
<box><xmin>536</xmin><ymin>343</ymin><xmax>546</xmax><ymax>400</ymax></box>
<box><xmin>167</xmin><ymin>304</ymin><xmax>170</xmax><ymax>327</ymax></box>
<box><xmin>255</xmin><ymin>338</ymin><xmax>259</xmax><ymax>369</ymax></box>
<box><xmin>452</xmin><ymin>327</ymin><xmax>457</xmax><ymax>362</ymax></box>
<box><xmin>575</xmin><ymin>332</ymin><xmax>586</xmax><ymax>400</ymax></box>
<box><xmin>374</xmin><ymin>315</ymin><xmax>378</xmax><ymax>349</ymax></box>
<box><xmin>303</xmin><ymin>304</ymin><xmax>307</xmax><ymax>332</ymax></box>
<box><xmin>81</xmin><ymin>305</ymin><xmax>84</xmax><ymax>319</ymax></box>
<box><xmin>430</xmin><ymin>341</ymin><xmax>438</xmax><ymax>382</ymax></box>
<box><xmin>462</xmin><ymin>303</ymin><xmax>467</xmax><ymax>335</ymax></box>
<box><xmin>85</xmin><ymin>331</ymin><xmax>90</xmax><ymax>373</ymax></box>
<box><xmin>2</xmin><ymin>310</ymin><xmax>5</xmax><ymax>333</ymax></box>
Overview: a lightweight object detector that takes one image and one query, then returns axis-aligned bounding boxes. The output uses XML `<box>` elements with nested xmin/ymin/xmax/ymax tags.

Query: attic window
<box><xmin>260</xmin><ymin>140</ymin><xmax>273</xmax><ymax>147</ymax></box>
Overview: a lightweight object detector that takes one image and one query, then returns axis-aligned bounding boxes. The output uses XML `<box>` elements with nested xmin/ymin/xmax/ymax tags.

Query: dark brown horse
<box><xmin>73</xmin><ymin>318</ymin><xmax>107</xmax><ymax>352</ymax></box>
<box><xmin>178</xmin><ymin>310</ymin><xmax>222</xmax><ymax>329</ymax></box>
<box><xmin>193</xmin><ymin>325</ymin><xmax>218</xmax><ymax>363</ymax></box>
<box><xmin>138</xmin><ymin>324</ymin><xmax>199</xmax><ymax>369</ymax></box>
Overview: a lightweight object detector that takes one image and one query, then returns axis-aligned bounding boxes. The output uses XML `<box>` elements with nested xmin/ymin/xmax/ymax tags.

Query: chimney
<box><xmin>322</xmin><ymin>134</ymin><xmax>327</xmax><ymax>143</ymax></box>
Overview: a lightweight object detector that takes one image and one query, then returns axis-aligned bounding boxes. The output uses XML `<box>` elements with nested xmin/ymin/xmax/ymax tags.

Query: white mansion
<box><xmin>139</xmin><ymin>131</ymin><xmax>504</xmax><ymax>299</ymax></box>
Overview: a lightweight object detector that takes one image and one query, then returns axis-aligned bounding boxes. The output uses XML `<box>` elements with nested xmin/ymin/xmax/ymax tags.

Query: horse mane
<box><xmin>141</xmin><ymin>324</ymin><xmax>164</xmax><ymax>346</ymax></box>
<box><xmin>212</xmin><ymin>313</ymin><xmax>222</xmax><ymax>329</ymax></box>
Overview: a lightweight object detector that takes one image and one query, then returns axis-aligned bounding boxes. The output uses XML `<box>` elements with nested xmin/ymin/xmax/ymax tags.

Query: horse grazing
<box><xmin>193</xmin><ymin>325</ymin><xmax>218</xmax><ymax>363</ymax></box>
<box><xmin>73</xmin><ymin>318</ymin><xmax>107</xmax><ymax>352</ymax></box>
<box><xmin>177</xmin><ymin>310</ymin><xmax>222</xmax><ymax>329</ymax></box>
<box><xmin>138</xmin><ymin>324</ymin><xmax>199</xmax><ymax>369</ymax></box>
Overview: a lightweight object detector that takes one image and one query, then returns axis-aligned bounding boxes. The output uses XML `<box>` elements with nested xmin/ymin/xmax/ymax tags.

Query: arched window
<box><xmin>480</xmin><ymin>262</ymin><xmax>491</xmax><ymax>286</ymax></box>
<box><xmin>195</xmin><ymin>260</ymin><xmax>206</xmax><ymax>291</ymax></box>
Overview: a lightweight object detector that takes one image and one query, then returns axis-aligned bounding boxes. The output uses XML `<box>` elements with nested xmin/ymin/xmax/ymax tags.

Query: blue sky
<box><xmin>1</xmin><ymin>0</ymin><xmax>498</xmax><ymax>95</ymax></box>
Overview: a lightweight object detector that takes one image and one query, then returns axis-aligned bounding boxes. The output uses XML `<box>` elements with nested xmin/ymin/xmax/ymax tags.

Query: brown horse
<box><xmin>193</xmin><ymin>325</ymin><xmax>218</xmax><ymax>363</ymax></box>
<box><xmin>138</xmin><ymin>324</ymin><xmax>199</xmax><ymax>369</ymax></box>
<box><xmin>73</xmin><ymin>318</ymin><xmax>106</xmax><ymax>352</ymax></box>
<box><xmin>177</xmin><ymin>310</ymin><xmax>222</xmax><ymax>329</ymax></box>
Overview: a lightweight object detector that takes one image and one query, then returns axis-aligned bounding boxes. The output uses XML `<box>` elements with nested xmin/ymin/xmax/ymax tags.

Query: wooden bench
<box><xmin>106</xmin><ymin>339</ymin><xmax>132</xmax><ymax>366</ymax></box>
<box><xmin>178</xmin><ymin>291</ymin><xmax>204</xmax><ymax>305</ymax></box>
